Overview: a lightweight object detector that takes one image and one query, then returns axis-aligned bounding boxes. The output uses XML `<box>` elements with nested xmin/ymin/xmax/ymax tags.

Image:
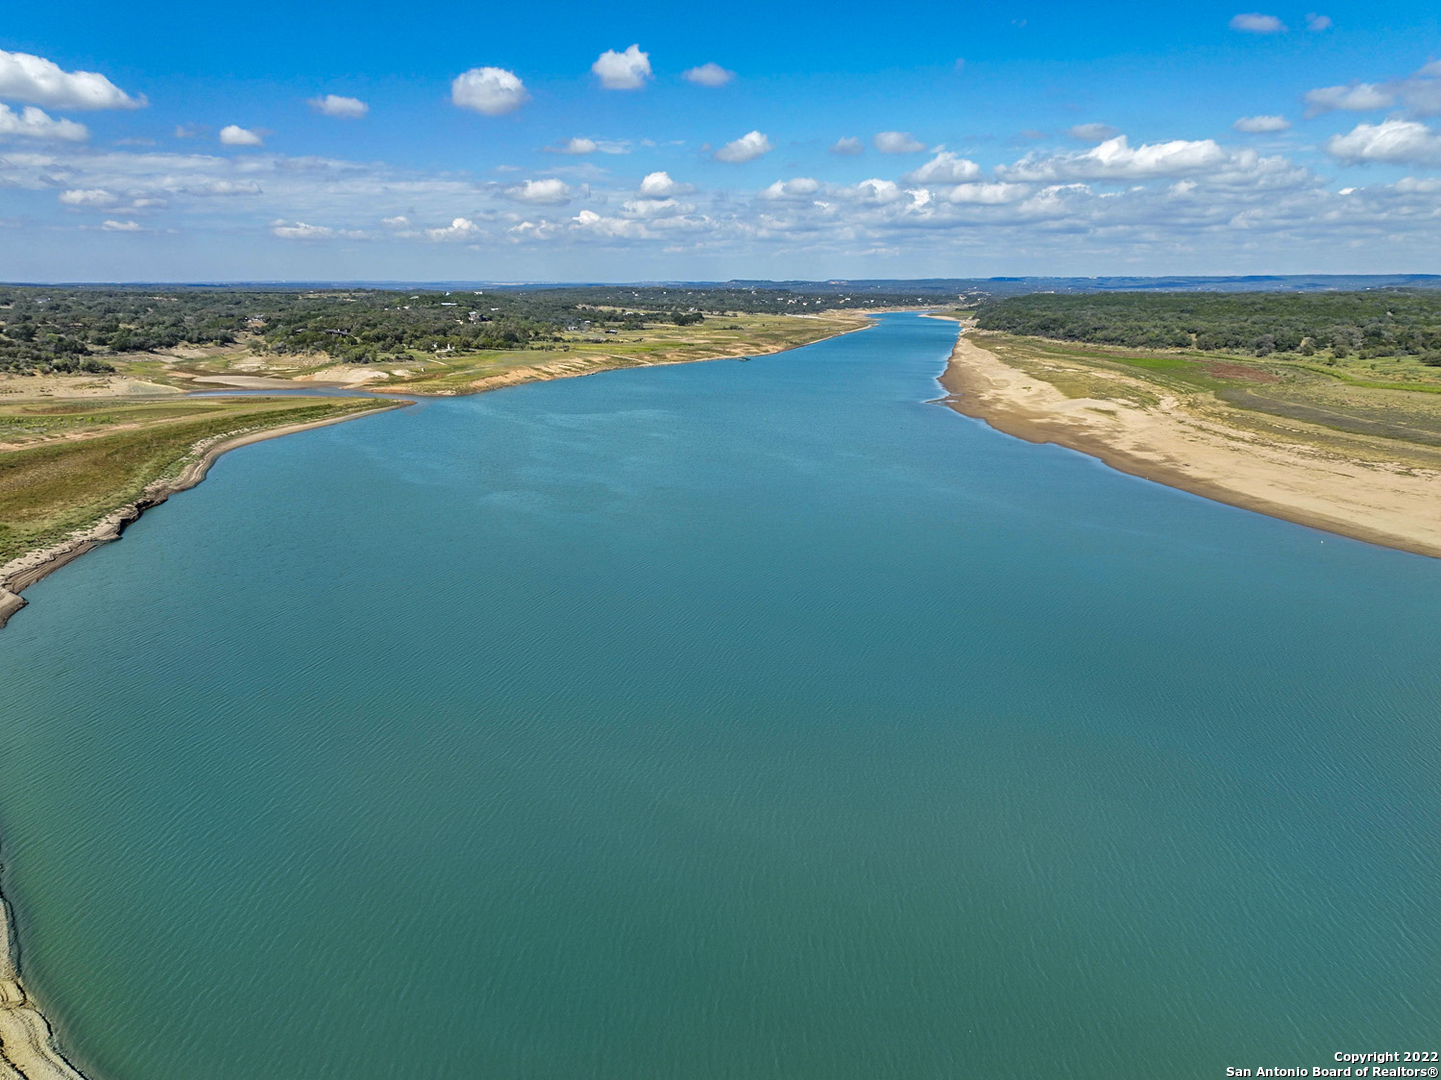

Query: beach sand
<box><xmin>937</xmin><ymin>326</ymin><xmax>1441</xmax><ymax>559</ymax></box>
<box><xmin>0</xmin><ymin>901</ymin><xmax>88</xmax><ymax>1080</ymax></box>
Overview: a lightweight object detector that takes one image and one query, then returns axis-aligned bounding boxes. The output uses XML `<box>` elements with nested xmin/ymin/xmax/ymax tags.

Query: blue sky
<box><xmin>2</xmin><ymin>0</ymin><xmax>1440</xmax><ymax>280</ymax></box>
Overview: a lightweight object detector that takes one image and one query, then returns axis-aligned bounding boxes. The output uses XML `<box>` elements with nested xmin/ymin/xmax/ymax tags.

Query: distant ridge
<box><xmin>5</xmin><ymin>275</ymin><xmax>1439</xmax><ymax>297</ymax></box>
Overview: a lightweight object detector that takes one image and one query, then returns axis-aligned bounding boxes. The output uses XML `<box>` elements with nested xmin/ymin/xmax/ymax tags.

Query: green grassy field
<box><xmin>0</xmin><ymin>396</ymin><xmax>395</xmax><ymax>564</ymax></box>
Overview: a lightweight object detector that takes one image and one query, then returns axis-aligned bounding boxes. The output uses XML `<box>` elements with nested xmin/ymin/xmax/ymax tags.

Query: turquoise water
<box><xmin>1</xmin><ymin>313</ymin><xmax>1437</xmax><ymax>1079</ymax></box>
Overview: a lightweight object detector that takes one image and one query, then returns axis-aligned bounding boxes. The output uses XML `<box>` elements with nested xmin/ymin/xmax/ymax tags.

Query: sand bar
<box><xmin>937</xmin><ymin>325</ymin><xmax>1441</xmax><ymax>559</ymax></box>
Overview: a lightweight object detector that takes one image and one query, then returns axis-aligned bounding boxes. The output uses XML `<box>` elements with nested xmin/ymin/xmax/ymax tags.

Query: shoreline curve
<box><xmin>0</xmin><ymin>403</ymin><xmax>411</xmax><ymax>632</ymax></box>
<box><xmin>935</xmin><ymin>325</ymin><xmax>1441</xmax><ymax>561</ymax></box>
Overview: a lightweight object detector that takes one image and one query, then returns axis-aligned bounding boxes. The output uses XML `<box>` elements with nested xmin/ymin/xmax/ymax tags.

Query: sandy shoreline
<box><xmin>937</xmin><ymin>326</ymin><xmax>1441</xmax><ymax>560</ymax></box>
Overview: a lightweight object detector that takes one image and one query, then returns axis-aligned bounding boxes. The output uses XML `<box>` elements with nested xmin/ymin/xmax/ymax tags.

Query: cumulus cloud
<box><xmin>1325</xmin><ymin>118</ymin><xmax>1441</xmax><ymax>165</ymax></box>
<box><xmin>999</xmin><ymin>134</ymin><xmax>1228</xmax><ymax>181</ymax></box>
<box><xmin>902</xmin><ymin>151</ymin><xmax>981</xmax><ymax>184</ymax></box>
<box><xmin>620</xmin><ymin>196</ymin><xmax>695</xmax><ymax>219</ymax></box>
<box><xmin>309</xmin><ymin>94</ymin><xmax>368</xmax><ymax>119</ymax></box>
<box><xmin>426</xmin><ymin>217</ymin><xmax>482</xmax><ymax>240</ymax></box>
<box><xmin>0</xmin><ymin>103</ymin><xmax>87</xmax><ymax>141</ymax></box>
<box><xmin>683</xmin><ymin>62</ymin><xmax>734</xmax><ymax>87</ymax></box>
<box><xmin>947</xmin><ymin>182</ymin><xmax>1030</xmax><ymax>204</ymax></box>
<box><xmin>100</xmin><ymin>218</ymin><xmax>140</xmax><ymax>231</ymax></box>
<box><xmin>713</xmin><ymin>130</ymin><xmax>771</xmax><ymax>163</ymax></box>
<box><xmin>592</xmin><ymin>45</ymin><xmax>651</xmax><ymax>90</ymax></box>
<box><xmin>638</xmin><ymin>170</ymin><xmax>690</xmax><ymax>197</ymax></box>
<box><xmin>848</xmin><ymin>178</ymin><xmax>907</xmax><ymax>204</ymax></box>
<box><xmin>219</xmin><ymin>124</ymin><xmax>263</xmax><ymax>147</ymax></box>
<box><xmin>1234</xmin><ymin>114</ymin><xmax>1291</xmax><ymax>133</ymax></box>
<box><xmin>451</xmin><ymin>67</ymin><xmax>529</xmax><ymax>115</ymax></box>
<box><xmin>830</xmin><ymin>136</ymin><xmax>864</xmax><ymax>156</ymax></box>
<box><xmin>0</xmin><ymin>49</ymin><xmax>144</xmax><ymax>110</ymax></box>
<box><xmin>1229</xmin><ymin>12</ymin><xmax>1286</xmax><ymax>32</ymax></box>
<box><xmin>573</xmin><ymin>208</ymin><xmax>647</xmax><ymax>238</ymax></box>
<box><xmin>760</xmin><ymin>177</ymin><xmax>821</xmax><ymax>200</ymax></box>
<box><xmin>507</xmin><ymin>178</ymin><xmax>571</xmax><ymax>204</ymax></box>
<box><xmin>873</xmin><ymin>131</ymin><xmax>926</xmax><ymax>153</ymax></box>
<box><xmin>1306</xmin><ymin>13</ymin><xmax>1332</xmax><ymax>30</ymax></box>
<box><xmin>59</xmin><ymin>188</ymin><xmax>118</xmax><ymax>206</ymax></box>
<box><xmin>1303</xmin><ymin>82</ymin><xmax>1395</xmax><ymax>116</ymax></box>
<box><xmin>1068</xmin><ymin>123</ymin><xmax>1119</xmax><ymax>143</ymax></box>
<box><xmin>381</xmin><ymin>215</ymin><xmax>410</xmax><ymax>228</ymax></box>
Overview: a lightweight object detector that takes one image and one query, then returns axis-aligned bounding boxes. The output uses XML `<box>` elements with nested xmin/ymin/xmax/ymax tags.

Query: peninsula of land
<box><xmin>938</xmin><ymin>323</ymin><xmax>1441</xmax><ymax>559</ymax></box>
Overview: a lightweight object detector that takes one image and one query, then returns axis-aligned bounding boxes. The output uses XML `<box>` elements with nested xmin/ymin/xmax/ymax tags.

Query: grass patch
<box><xmin>0</xmin><ymin>396</ymin><xmax>393</xmax><ymax>563</ymax></box>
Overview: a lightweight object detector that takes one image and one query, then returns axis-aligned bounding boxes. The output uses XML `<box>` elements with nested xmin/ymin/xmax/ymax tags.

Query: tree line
<box><xmin>0</xmin><ymin>284</ymin><xmax>925</xmax><ymax>371</ymax></box>
<box><xmin>973</xmin><ymin>291</ymin><xmax>1441</xmax><ymax>364</ymax></box>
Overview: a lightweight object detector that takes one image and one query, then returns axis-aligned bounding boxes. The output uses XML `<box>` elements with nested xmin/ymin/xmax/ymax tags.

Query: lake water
<box><xmin>1</xmin><ymin>313</ymin><xmax>1437</xmax><ymax>1079</ymax></box>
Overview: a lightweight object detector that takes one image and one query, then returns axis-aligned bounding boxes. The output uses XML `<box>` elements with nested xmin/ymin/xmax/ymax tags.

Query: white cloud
<box><xmin>592</xmin><ymin>45</ymin><xmax>651</xmax><ymax>91</ymax></box>
<box><xmin>638</xmin><ymin>170</ymin><xmax>690</xmax><ymax>197</ymax></box>
<box><xmin>683</xmin><ymin>62</ymin><xmax>734</xmax><ymax>88</ymax></box>
<box><xmin>902</xmin><ymin>151</ymin><xmax>981</xmax><ymax>184</ymax></box>
<box><xmin>100</xmin><ymin>218</ymin><xmax>140</xmax><ymax>231</ymax></box>
<box><xmin>1325</xmin><ymin>118</ymin><xmax>1441</xmax><ymax>165</ymax></box>
<box><xmin>1068</xmin><ymin>123</ymin><xmax>1120</xmax><ymax>143</ymax></box>
<box><xmin>947</xmin><ymin>182</ymin><xmax>1030</xmax><ymax>204</ymax></box>
<box><xmin>1306</xmin><ymin>13</ymin><xmax>1332</xmax><ymax>30</ymax></box>
<box><xmin>308</xmin><ymin>94</ymin><xmax>368</xmax><ymax>119</ymax></box>
<box><xmin>713</xmin><ymin>130</ymin><xmax>772</xmax><ymax>163</ymax></box>
<box><xmin>0</xmin><ymin>103</ymin><xmax>87</xmax><ymax>141</ymax></box>
<box><xmin>507</xmin><ymin>178</ymin><xmax>571</xmax><ymax>204</ymax></box>
<box><xmin>999</xmin><ymin>134</ymin><xmax>1228</xmax><ymax>181</ymax></box>
<box><xmin>451</xmin><ymin>67</ymin><xmax>529</xmax><ymax>115</ymax></box>
<box><xmin>0</xmin><ymin>49</ymin><xmax>144</xmax><ymax>110</ymax></box>
<box><xmin>829</xmin><ymin>136</ymin><xmax>863</xmax><ymax>156</ymax></box>
<box><xmin>273</xmin><ymin>221</ymin><xmax>334</xmax><ymax>239</ymax></box>
<box><xmin>1229</xmin><ymin>12</ymin><xmax>1286</xmax><ymax>32</ymax></box>
<box><xmin>759</xmin><ymin>177</ymin><xmax>821</xmax><ymax>200</ymax></box>
<box><xmin>848</xmin><ymin>178</ymin><xmax>906</xmax><ymax>204</ymax></box>
<box><xmin>1303</xmin><ymin>82</ymin><xmax>1395</xmax><ymax>116</ymax></box>
<box><xmin>573</xmin><ymin>208</ymin><xmax>647</xmax><ymax>238</ymax></box>
<box><xmin>219</xmin><ymin>124</ymin><xmax>263</xmax><ymax>147</ymax></box>
<box><xmin>381</xmin><ymin>215</ymin><xmax>411</xmax><ymax>228</ymax></box>
<box><xmin>425</xmin><ymin>217</ymin><xmax>482</xmax><ymax>240</ymax></box>
<box><xmin>548</xmin><ymin>136</ymin><xmax>629</xmax><ymax>155</ymax></box>
<box><xmin>620</xmin><ymin>197</ymin><xmax>694</xmax><ymax>219</ymax></box>
<box><xmin>874</xmin><ymin>131</ymin><xmax>926</xmax><ymax>154</ymax></box>
<box><xmin>1234</xmin><ymin>114</ymin><xmax>1291</xmax><ymax>133</ymax></box>
<box><xmin>59</xmin><ymin>188</ymin><xmax>118</xmax><ymax>206</ymax></box>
